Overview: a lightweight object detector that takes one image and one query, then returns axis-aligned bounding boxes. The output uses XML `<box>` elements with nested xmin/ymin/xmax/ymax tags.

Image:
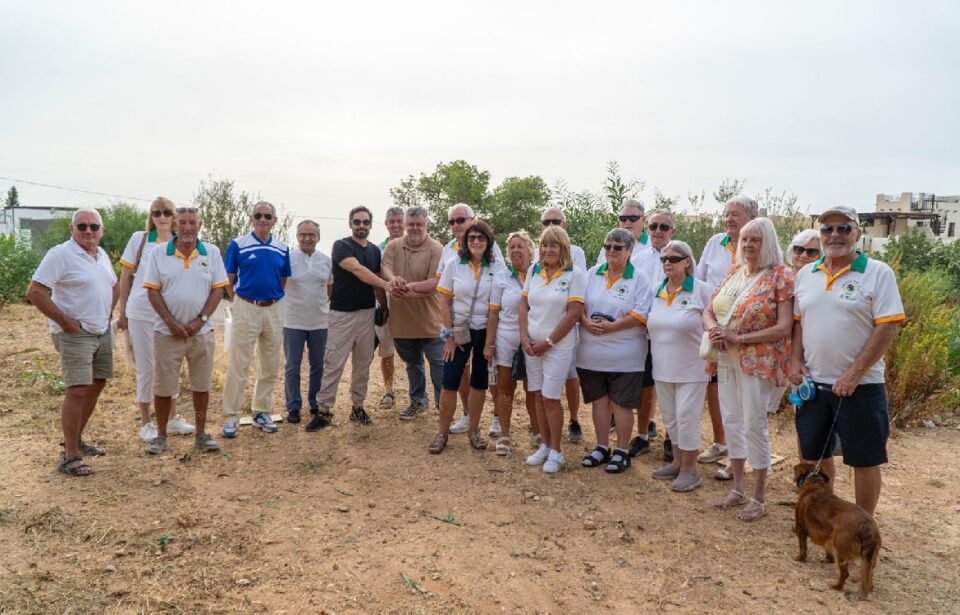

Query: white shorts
<box><xmin>494</xmin><ymin>330</ymin><xmax>521</xmax><ymax>368</ymax></box>
<box><xmin>655</xmin><ymin>380</ymin><xmax>707</xmax><ymax>451</ymax></box>
<box><xmin>525</xmin><ymin>340</ymin><xmax>575</xmax><ymax>400</ymax></box>
<box><xmin>375</xmin><ymin>323</ymin><xmax>394</xmax><ymax>358</ymax></box>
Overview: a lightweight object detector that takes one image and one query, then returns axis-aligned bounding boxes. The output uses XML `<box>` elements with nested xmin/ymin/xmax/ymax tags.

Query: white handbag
<box><xmin>698</xmin><ymin>268</ymin><xmax>766</xmax><ymax>361</ymax></box>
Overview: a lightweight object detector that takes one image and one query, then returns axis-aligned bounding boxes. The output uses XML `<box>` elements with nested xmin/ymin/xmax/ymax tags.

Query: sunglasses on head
<box><xmin>351</xmin><ymin>218</ymin><xmax>371</xmax><ymax>226</ymax></box>
<box><xmin>792</xmin><ymin>246</ymin><xmax>821</xmax><ymax>257</ymax></box>
<box><xmin>176</xmin><ymin>207</ymin><xmax>198</xmax><ymax>214</ymax></box>
<box><xmin>603</xmin><ymin>244</ymin><xmax>626</xmax><ymax>252</ymax></box>
<box><xmin>660</xmin><ymin>255</ymin><xmax>688</xmax><ymax>264</ymax></box>
<box><xmin>467</xmin><ymin>234</ymin><xmax>487</xmax><ymax>243</ymax></box>
<box><xmin>448</xmin><ymin>216</ymin><xmax>471</xmax><ymax>226</ymax></box>
<box><xmin>253</xmin><ymin>212</ymin><xmax>274</xmax><ymax>221</ymax></box>
<box><xmin>151</xmin><ymin>209</ymin><xmax>174</xmax><ymax>218</ymax></box>
<box><xmin>820</xmin><ymin>223</ymin><xmax>853</xmax><ymax>235</ymax></box>
<box><xmin>75</xmin><ymin>223</ymin><xmax>101</xmax><ymax>232</ymax></box>
<box><xmin>648</xmin><ymin>223</ymin><xmax>672</xmax><ymax>232</ymax></box>
<box><xmin>541</xmin><ymin>218</ymin><xmax>563</xmax><ymax>226</ymax></box>
<box><xmin>618</xmin><ymin>214</ymin><xmax>642</xmax><ymax>223</ymax></box>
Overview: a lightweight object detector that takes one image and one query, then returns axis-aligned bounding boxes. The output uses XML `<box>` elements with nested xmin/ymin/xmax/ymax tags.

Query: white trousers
<box><xmin>716</xmin><ymin>352</ymin><xmax>774</xmax><ymax>470</ymax></box>
<box><xmin>654</xmin><ymin>380</ymin><xmax>707</xmax><ymax>451</ymax></box>
<box><xmin>222</xmin><ymin>299</ymin><xmax>283</xmax><ymax>418</ymax></box>
<box><xmin>127</xmin><ymin>317</ymin><xmax>158</xmax><ymax>403</ymax></box>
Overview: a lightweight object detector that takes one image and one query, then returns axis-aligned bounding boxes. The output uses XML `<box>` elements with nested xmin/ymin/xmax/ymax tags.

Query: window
<box><xmin>950</xmin><ymin>222</ymin><xmax>956</xmax><ymax>238</ymax></box>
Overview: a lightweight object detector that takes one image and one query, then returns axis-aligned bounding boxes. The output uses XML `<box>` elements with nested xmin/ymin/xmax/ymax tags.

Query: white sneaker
<box><xmin>139</xmin><ymin>422</ymin><xmax>158</xmax><ymax>443</ymax></box>
<box><xmin>543</xmin><ymin>449</ymin><xmax>565</xmax><ymax>473</ymax></box>
<box><xmin>526</xmin><ymin>444</ymin><xmax>549</xmax><ymax>466</ymax></box>
<box><xmin>167</xmin><ymin>416</ymin><xmax>196</xmax><ymax>435</ymax></box>
<box><xmin>449</xmin><ymin>414</ymin><xmax>470</xmax><ymax>434</ymax></box>
<box><xmin>489</xmin><ymin>417</ymin><xmax>501</xmax><ymax>437</ymax></box>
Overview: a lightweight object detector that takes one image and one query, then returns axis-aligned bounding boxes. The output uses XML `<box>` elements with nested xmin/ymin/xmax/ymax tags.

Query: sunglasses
<box><xmin>151</xmin><ymin>209</ymin><xmax>174</xmax><ymax>218</ymax></box>
<box><xmin>541</xmin><ymin>219</ymin><xmax>563</xmax><ymax>226</ymax></box>
<box><xmin>792</xmin><ymin>246</ymin><xmax>821</xmax><ymax>257</ymax></box>
<box><xmin>618</xmin><ymin>214</ymin><xmax>642</xmax><ymax>223</ymax></box>
<box><xmin>351</xmin><ymin>218</ymin><xmax>372</xmax><ymax>226</ymax></box>
<box><xmin>253</xmin><ymin>212</ymin><xmax>274</xmax><ymax>221</ymax></box>
<box><xmin>820</xmin><ymin>223</ymin><xmax>853</xmax><ymax>235</ymax></box>
<box><xmin>467</xmin><ymin>234</ymin><xmax>487</xmax><ymax>243</ymax></box>
<box><xmin>660</xmin><ymin>255</ymin><xmax>688</xmax><ymax>264</ymax></box>
<box><xmin>603</xmin><ymin>244</ymin><xmax>626</xmax><ymax>252</ymax></box>
<box><xmin>176</xmin><ymin>207</ymin><xmax>199</xmax><ymax>214</ymax></box>
<box><xmin>648</xmin><ymin>223</ymin><xmax>672</xmax><ymax>232</ymax></box>
<box><xmin>75</xmin><ymin>223</ymin><xmax>101</xmax><ymax>232</ymax></box>
<box><xmin>448</xmin><ymin>216</ymin><xmax>472</xmax><ymax>226</ymax></box>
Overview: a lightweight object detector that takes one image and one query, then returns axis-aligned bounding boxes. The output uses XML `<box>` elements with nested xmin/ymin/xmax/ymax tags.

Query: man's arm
<box><xmin>26</xmin><ymin>281</ymin><xmax>82</xmax><ymax>334</ymax></box>
<box><xmin>338</xmin><ymin>257</ymin><xmax>391</xmax><ymax>291</ymax></box>
<box><xmin>832</xmin><ymin>323</ymin><xmax>898</xmax><ymax>397</ymax></box>
<box><xmin>226</xmin><ymin>273</ymin><xmax>237</xmax><ymax>300</ymax></box>
<box><xmin>146</xmin><ymin>288</ymin><xmax>190</xmax><ymax>338</ymax></box>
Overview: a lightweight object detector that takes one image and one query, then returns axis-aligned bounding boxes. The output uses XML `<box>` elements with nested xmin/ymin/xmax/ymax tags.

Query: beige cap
<box><xmin>818</xmin><ymin>206</ymin><xmax>859</xmax><ymax>224</ymax></box>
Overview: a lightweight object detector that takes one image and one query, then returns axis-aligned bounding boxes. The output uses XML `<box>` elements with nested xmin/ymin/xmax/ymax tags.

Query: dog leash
<box><xmin>813</xmin><ymin>388</ymin><xmax>843</xmax><ymax>477</ymax></box>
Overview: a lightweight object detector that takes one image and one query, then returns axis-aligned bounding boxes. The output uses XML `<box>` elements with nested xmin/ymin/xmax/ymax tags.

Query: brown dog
<box><xmin>793</xmin><ymin>463</ymin><xmax>881</xmax><ymax>597</ymax></box>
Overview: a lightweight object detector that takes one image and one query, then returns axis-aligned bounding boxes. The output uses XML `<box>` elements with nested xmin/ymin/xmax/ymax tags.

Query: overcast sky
<box><xmin>1</xmin><ymin>0</ymin><xmax>958</xmax><ymax>246</ymax></box>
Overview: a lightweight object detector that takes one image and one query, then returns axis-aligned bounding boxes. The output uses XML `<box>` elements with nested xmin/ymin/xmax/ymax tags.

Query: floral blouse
<box><xmin>710</xmin><ymin>264</ymin><xmax>794</xmax><ymax>386</ymax></box>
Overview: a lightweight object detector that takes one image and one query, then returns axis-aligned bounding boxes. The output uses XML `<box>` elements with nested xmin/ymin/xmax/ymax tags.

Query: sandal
<box><xmin>713</xmin><ymin>489</ymin><xmax>748</xmax><ymax>509</ymax></box>
<box><xmin>736</xmin><ymin>498</ymin><xmax>768</xmax><ymax>522</ymax></box>
<box><xmin>378</xmin><ymin>392</ymin><xmax>395</xmax><ymax>410</ymax></box>
<box><xmin>58</xmin><ymin>454</ymin><xmax>95</xmax><ymax>477</ymax></box>
<box><xmin>468</xmin><ymin>430</ymin><xmax>488</xmax><ymax>451</ymax></box>
<box><xmin>427</xmin><ymin>433</ymin><xmax>447</xmax><ymax>454</ymax></box>
<box><xmin>604</xmin><ymin>449</ymin><xmax>631</xmax><ymax>474</ymax></box>
<box><xmin>495</xmin><ymin>436</ymin><xmax>512</xmax><ymax>456</ymax></box>
<box><xmin>79</xmin><ymin>441</ymin><xmax>107</xmax><ymax>457</ymax></box>
<box><xmin>582</xmin><ymin>446</ymin><xmax>612</xmax><ymax>468</ymax></box>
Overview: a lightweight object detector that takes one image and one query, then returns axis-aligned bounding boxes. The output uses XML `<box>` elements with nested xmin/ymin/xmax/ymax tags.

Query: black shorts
<box><xmin>642</xmin><ymin>341</ymin><xmax>655</xmax><ymax>388</ymax></box>
<box><xmin>576</xmin><ymin>368</ymin><xmax>644</xmax><ymax>409</ymax></box>
<box><xmin>442</xmin><ymin>328</ymin><xmax>488</xmax><ymax>391</ymax></box>
<box><xmin>795</xmin><ymin>382</ymin><xmax>889</xmax><ymax>468</ymax></box>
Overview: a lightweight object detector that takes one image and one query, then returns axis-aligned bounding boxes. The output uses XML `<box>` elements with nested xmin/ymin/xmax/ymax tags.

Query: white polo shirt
<box><xmin>595</xmin><ymin>231</ymin><xmax>651</xmax><ymax>268</ymax></box>
<box><xmin>119</xmin><ymin>230</ymin><xmax>168</xmax><ymax>322</ymax></box>
<box><xmin>636</xmin><ymin>244</ymin><xmax>667</xmax><ymax>289</ymax></box>
<box><xmin>283</xmin><ymin>249</ymin><xmax>332</xmax><ymax>330</ymax></box>
<box><xmin>141</xmin><ymin>240</ymin><xmax>229</xmax><ymax>336</ymax></box>
<box><xmin>533</xmin><ymin>244</ymin><xmax>587</xmax><ymax>272</ymax></box>
<box><xmin>489</xmin><ymin>266</ymin><xmax>526</xmax><ymax>337</ymax></box>
<box><xmin>32</xmin><ymin>239</ymin><xmax>117</xmax><ymax>334</ymax></box>
<box><xmin>645</xmin><ymin>275</ymin><xmax>712</xmax><ymax>383</ymax></box>
<box><xmin>435</xmin><ymin>238</ymin><xmax>504</xmax><ymax>278</ymax></box>
<box><xmin>794</xmin><ymin>252</ymin><xmax>905</xmax><ymax>385</ymax></box>
<box><xmin>436</xmin><ymin>256</ymin><xmax>496</xmax><ymax>330</ymax></box>
<box><xmin>521</xmin><ymin>264</ymin><xmax>585</xmax><ymax>346</ymax></box>
<box><xmin>576</xmin><ymin>262</ymin><xmax>652</xmax><ymax>372</ymax></box>
<box><xmin>696</xmin><ymin>232</ymin><xmax>736</xmax><ymax>290</ymax></box>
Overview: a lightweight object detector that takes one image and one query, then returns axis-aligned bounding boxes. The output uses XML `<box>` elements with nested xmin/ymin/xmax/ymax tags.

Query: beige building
<box><xmin>861</xmin><ymin>192</ymin><xmax>960</xmax><ymax>252</ymax></box>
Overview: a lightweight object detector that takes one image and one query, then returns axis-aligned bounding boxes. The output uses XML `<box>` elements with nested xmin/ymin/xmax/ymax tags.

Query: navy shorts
<box><xmin>442</xmin><ymin>328</ymin><xmax>489</xmax><ymax>391</ymax></box>
<box><xmin>795</xmin><ymin>382</ymin><xmax>889</xmax><ymax>468</ymax></box>
<box><xmin>642</xmin><ymin>340</ymin><xmax>655</xmax><ymax>388</ymax></box>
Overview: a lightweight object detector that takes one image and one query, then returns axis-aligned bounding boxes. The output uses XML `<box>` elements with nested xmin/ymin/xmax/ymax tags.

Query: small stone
<box><xmin>337</xmin><ymin>505</ymin><xmax>350</xmax><ymax>513</ymax></box>
<box><xmin>543</xmin><ymin>496</ymin><xmax>556</xmax><ymax>506</ymax></box>
<box><xmin>583</xmin><ymin>519</ymin><xmax>598</xmax><ymax>530</ymax></box>
<box><xmin>332</xmin><ymin>563</ymin><xmax>339</xmax><ymax>570</ymax></box>
<box><xmin>590</xmin><ymin>581</ymin><xmax>599</xmax><ymax>591</ymax></box>
<box><xmin>113</xmin><ymin>549</ymin><xmax>126</xmax><ymax>557</ymax></box>
<box><xmin>236</xmin><ymin>578</ymin><xmax>250</xmax><ymax>586</ymax></box>
<box><xmin>104</xmin><ymin>564</ymin><xmax>116</xmax><ymax>573</ymax></box>
<box><xmin>367</xmin><ymin>501</ymin><xmax>376</xmax><ymax>508</ymax></box>
<box><xmin>533</xmin><ymin>495</ymin><xmax>540</xmax><ymax>502</ymax></box>
<box><xmin>922</xmin><ymin>420</ymin><xmax>936</xmax><ymax>429</ymax></box>
<box><xmin>524</xmin><ymin>491</ymin><xmax>535</xmax><ymax>499</ymax></box>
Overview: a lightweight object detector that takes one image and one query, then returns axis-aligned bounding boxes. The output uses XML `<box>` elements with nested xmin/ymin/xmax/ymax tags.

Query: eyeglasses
<box><xmin>151</xmin><ymin>210</ymin><xmax>174</xmax><ymax>218</ymax></box>
<box><xmin>176</xmin><ymin>207</ymin><xmax>198</xmax><ymax>214</ymax></box>
<box><xmin>75</xmin><ymin>223</ymin><xmax>101</xmax><ymax>232</ymax></box>
<box><xmin>648</xmin><ymin>223</ymin><xmax>672</xmax><ymax>232</ymax></box>
<box><xmin>448</xmin><ymin>216</ymin><xmax>472</xmax><ymax>226</ymax></box>
<box><xmin>541</xmin><ymin>219</ymin><xmax>563</xmax><ymax>226</ymax></box>
<box><xmin>618</xmin><ymin>214</ymin><xmax>642</xmax><ymax>223</ymax></box>
<box><xmin>253</xmin><ymin>212</ymin><xmax>274</xmax><ymax>221</ymax></box>
<box><xmin>467</xmin><ymin>234</ymin><xmax>487</xmax><ymax>243</ymax></box>
<box><xmin>603</xmin><ymin>244</ymin><xmax>626</xmax><ymax>252</ymax></box>
<box><xmin>820</xmin><ymin>223</ymin><xmax>853</xmax><ymax>235</ymax></box>
<box><xmin>351</xmin><ymin>218</ymin><xmax>372</xmax><ymax>226</ymax></box>
<box><xmin>660</xmin><ymin>255</ymin><xmax>688</xmax><ymax>264</ymax></box>
<box><xmin>792</xmin><ymin>246</ymin><xmax>821</xmax><ymax>257</ymax></box>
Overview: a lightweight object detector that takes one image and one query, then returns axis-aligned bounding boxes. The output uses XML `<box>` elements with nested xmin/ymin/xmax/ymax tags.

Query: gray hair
<box><xmin>541</xmin><ymin>206</ymin><xmax>565</xmax><ymax>223</ymax></box>
<box><xmin>448</xmin><ymin>202</ymin><xmax>475</xmax><ymax>218</ymax></box>
<box><xmin>725</xmin><ymin>195</ymin><xmax>759</xmax><ymax>219</ymax></box>
<box><xmin>620</xmin><ymin>198</ymin><xmax>645</xmax><ymax>215</ymax></box>
<box><xmin>296</xmin><ymin>219</ymin><xmax>320</xmax><ymax>233</ymax></box>
<box><xmin>787</xmin><ymin>228</ymin><xmax>821</xmax><ymax>266</ymax></box>
<box><xmin>646</xmin><ymin>208</ymin><xmax>675</xmax><ymax>225</ymax></box>
<box><xmin>252</xmin><ymin>200</ymin><xmax>276</xmax><ymax>216</ymax></box>
<box><xmin>72</xmin><ymin>208</ymin><xmax>102</xmax><ymax>225</ymax></box>
<box><xmin>736</xmin><ymin>217</ymin><xmax>783</xmax><ymax>268</ymax></box>
<box><xmin>385</xmin><ymin>206</ymin><xmax>405</xmax><ymax>219</ymax></box>
<box><xmin>405</xmin><ymin>206</ymin><xmax>429</xmax><ymax>220</ymax></box>
<box><xmin>604</xmin><ymin>228</ymin><xmax>635</xmax><ymax>251</ymax></box>
<box><xmin>663</xmin><ymin>240</ymin><xmax>697</xmax><ymax>277</ymax></box>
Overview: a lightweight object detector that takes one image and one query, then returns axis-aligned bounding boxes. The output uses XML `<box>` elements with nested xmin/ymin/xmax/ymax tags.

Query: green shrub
<box><xmin>0</xmin><ymin>233</ymin><xmax>41</xmax><ymax>309</ymax></box>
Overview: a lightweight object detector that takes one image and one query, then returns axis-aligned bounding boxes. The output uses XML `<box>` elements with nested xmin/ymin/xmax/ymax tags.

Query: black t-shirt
<box><xmin>330</xmin><ymin>237</ymin><xmax>381</xmax><ymax>312</ymax></box>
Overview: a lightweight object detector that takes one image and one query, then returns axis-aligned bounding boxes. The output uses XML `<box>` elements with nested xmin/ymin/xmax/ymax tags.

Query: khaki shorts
<box><xmin>375</xmin><ymin>323</ymin><xmax>395</xmax><ymax>358</ymax></box>
<box><xmin>52</xmin><ymin>330</ymin><xmax>113</xmax><ymax>387</ymax></box>
<box><xmin>153</xmin><ymin>331</ymin><xmax>215</xmax><ymax>397</ymax></box>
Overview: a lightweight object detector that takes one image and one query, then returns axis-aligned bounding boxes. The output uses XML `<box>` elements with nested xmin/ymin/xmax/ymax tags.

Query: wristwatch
<box><xmin>440</xmin><ymin>327</ymin><xmax>453</xmax><ymax>340</ymax></box>
<box><xmin>199</xmin><ymin>314</ymin><xmax>209</xmax><ymax>323</ymax></box>
<box><xmin>546</xmin><ymin>337</ymin><xmax>555</xmax><ymax>348</ymax></box>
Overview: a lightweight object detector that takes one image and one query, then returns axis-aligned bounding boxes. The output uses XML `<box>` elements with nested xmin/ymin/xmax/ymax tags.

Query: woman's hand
<box><xmin>443</xmin><ymin>338</ymin><xmax>460</xmax><ymax>362</ymax></box>
<box><xmin>529</xmin><ymin>340</ymin><xmax>550</xmax><ymax>356</ymax></box>
<box><xmin>583</xmin><ymin>318</ymin><xmax>605</xmax><ymax>335</ymax></box>
<box><xmin>117</xmin><ymin>313</ymin><xmax>128</xmax><ymax>331</ymax></box>
<box><xmin>787</xmin><ymin>357</ymin><xmax>809</xmax><ymax>386</ymax></box>
<box><xmin>483</xmin><ymin>344</ymin><xmax>495</xmax><ymax>363</ymax></box>
<box><xmin>521</xmin><ymin>336</ymin><xmax>535</xmax><ymax>356</ymax></box>
<box><xmin>709</xmin><ymin>326</ymin><xmax>737</xmax><ymax>344</ymax></box>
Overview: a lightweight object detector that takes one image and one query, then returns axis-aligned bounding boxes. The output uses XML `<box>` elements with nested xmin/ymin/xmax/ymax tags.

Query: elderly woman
<box><xmin>577</xmin><ymin>229</ymin><xmax>652</xmax><ymax>473</ymax></box>
<box><xmin>644</xmin><ymin>240</ymin><xmax>711</xmax><ymax>491</ymax></box>
<box><xmin>521</xmin><ymin>226</ymin><xmax>585</xmax><ymax>473</ymax></box>
<box><xmin>117</xmin><ymin>196</ymin><xmax>194</xmax><ymax>442</ymax></box>
<box><xmin>430</xmin><ymin>220</ymin><xmax>497</xmax><ymax>453</ymax></box>
<box><xmin>787</xmin><ymin>228</ymin><xmax>822</xmax><ymax>271</ymax></box>
<box><xmin>702</xmin><ymin>218</ymin><xmax>794</xmax><ymax>521</ymax></box>
<box><xmin>484</xmin><ymin>231</ymin><xmax>540</xmax><ymax>456</ymax></box>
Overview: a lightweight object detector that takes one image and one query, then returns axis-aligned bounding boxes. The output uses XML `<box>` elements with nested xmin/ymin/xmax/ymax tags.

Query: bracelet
<box><xmin>440</xmin><ymin>327</ymin><xmax>453</xmax><ymax>340</ymax></box>
<box><xmin>546</xmin><ymin>337</ymin><xmax>555</xmax><ymax>348</ymax></box>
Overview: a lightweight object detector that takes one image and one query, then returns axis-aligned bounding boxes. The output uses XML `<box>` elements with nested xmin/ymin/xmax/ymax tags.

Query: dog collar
<box><xmin>796</xmin><ymin>469</ymin><xmax>825</xmax><ymax>488</ymax></box>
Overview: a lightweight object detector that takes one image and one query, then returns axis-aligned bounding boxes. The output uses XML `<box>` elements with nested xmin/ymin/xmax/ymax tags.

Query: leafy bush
<box><xmin>41</xmin><ymin>203</ymin><xmax>147</xmax><ymax>275</ymax></box>
<box><xmin>0</xmin><ymin>233</ymin><xmax>41</xmax><ymax>309</ymax></box>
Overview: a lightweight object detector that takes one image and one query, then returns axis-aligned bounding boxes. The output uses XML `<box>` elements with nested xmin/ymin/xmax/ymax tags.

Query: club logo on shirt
<box><xmin>677</xmin><ymin>296</ymin><xmax>692</xmax><ymax>308</ymax></box>
<box><xmin>839</xmin><ymin>280</ymin><xmax>861</xmax><ymax>301</ymax></box>
<box><xmin>556</xmin><ymin>279</ymin><xmax>570</xmax><ymax>292</ymax></box>
<box><xmin>615</xmin><ymin>285</ymin><xmax>629</xmax><ymax>298</ymax></box>
<box><xmin>198</xmin><ymin>259</ymin><xmax>210</xmax><ymax>273</ymax></box>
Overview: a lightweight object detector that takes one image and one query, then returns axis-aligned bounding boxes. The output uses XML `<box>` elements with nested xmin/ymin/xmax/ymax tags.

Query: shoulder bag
<box><xmin>452</xmin><ymin>271</ymin><xmax>483</xmax><ymax>345</ymax></box>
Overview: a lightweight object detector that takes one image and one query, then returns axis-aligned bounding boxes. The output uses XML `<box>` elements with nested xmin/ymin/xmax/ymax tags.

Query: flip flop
<box><xmin>713</xmin><ymin>489</ymin><xmax>747</xmax><ymax>509</ymax></box>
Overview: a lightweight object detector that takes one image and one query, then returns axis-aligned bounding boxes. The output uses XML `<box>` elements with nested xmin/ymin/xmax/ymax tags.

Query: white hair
<box><xmin>725</xmin><ymin>195</ymin><xmax>759</xmax><ymax>219</ymax></box>
<box><xmin>786</xmin><ymin>228</ymin><xmax>821</xmax><ymax>266</ymax></box>
<box><xmin>252</xmin><ymin>200</ymin><xmax>276</xmax><ymax>215</ymax></box>
<box><xmin>620</xmin><ymin>198</ymin><xmax>645</xmax><ymax>214</ymax></box>
<box><xmin>646</xmin><ymin>209</ymin><xmax>675</xmax><ymax>225</ymax></box>
<box><xmin>736</xmin><ymin>217</ymin><xmax>783</xmax><ymax>269</ymax></box>
<box><xmin>72</xmin><ymin>208</ymin><xmax>102</xmax><ymax>225</ymax></box>
<box><xmin>541</xmin><ymin>206</ymin><xmax>565</xmax><ymax>222</ymax></box>
<box><xmin>448</xmin><ymin>203</ymin><xmax>475</xmax><ymax>218</ymax></box>
<box><xmin>663</xmin><ymin>240</ymin><xmax>697</xmax><ymax>276</ymax></box>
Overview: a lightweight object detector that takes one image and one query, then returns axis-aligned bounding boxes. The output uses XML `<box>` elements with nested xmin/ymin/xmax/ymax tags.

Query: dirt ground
<box><xmin>0</xmin><ymin>305</ymin><xmax>958</xmax><ymax>614</ymax></box>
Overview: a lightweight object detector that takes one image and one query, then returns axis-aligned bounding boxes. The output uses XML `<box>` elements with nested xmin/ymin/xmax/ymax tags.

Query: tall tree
<box><xmin>713</xmin><ymin>178</ymin><xmax>745</xmax><ymax>205</ymax></box>
<box><xmin>193</xmin><ymin>176</ymin><xmax>292</xmax><ymax>254</ymax></box>
<box><xmin>601</xmin><ymin>161</ymin><xmax>644</xmax><ymax>213</ymax></box>
<box><xmin>5</xmin><ymin>186</ymin><xmax>19</xmax><ymax>209</ymax></box>
<box><xmin>481</xmin><ymin>176</ymin><xmax>550</xmax><ymax>245</ymax></box>
<box><xmin>389</xmin><ymin>160</ymin><xmax>491</xmax><ymax>240</ymax></box>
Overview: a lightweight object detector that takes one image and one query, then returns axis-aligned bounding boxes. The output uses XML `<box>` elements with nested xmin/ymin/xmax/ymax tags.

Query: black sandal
<box><xmin>582</xmin><ymin>446</ymin><xmax>612</xmax><ymax>468</ymax></box>
<box><xmin>79</xmin><ymin>441</ymin><xmax>107</xmax><ymax>457</ymax></box>
<box><xmin>605</xmin><ymin>450</ymin><xmax>631</xmax><ymax>474</ymax></box>
<box><xmin>58</xmin><ymin>455</ymin><xmax>95</xmax><ymax>477</ymax></box>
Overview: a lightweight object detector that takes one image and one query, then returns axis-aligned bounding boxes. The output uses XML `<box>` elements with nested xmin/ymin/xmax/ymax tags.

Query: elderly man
<box><xmin>596</xmin><ymin>198</ymin><xmax>651</xmax><ymax>268</ymax></box>
<box><xmin>142</xmin><ymin>206</ymin><xmax>229</xmax><ymax>454</ymax></box>
<box><xmin>374</xmin><ymin>207</ymin><xmax>406</xmax><ymax>411</ymax></box>
<box><xmin>27</xmin><ymin>208</ymin><xmax>118</xmax><ymax>476</ymax></box>
<box><xmin>311</xmin><ymin>206</ymin><xmax>393</xmax><ymax>428</ymax></box>
<box><xmin>283</xmin><ymin>220</ymin><xmax>332</xmax><ymax>425</ymax></box>
<box><xmin>221</xmin><ymin>201</ymin><xmax>292</xmax><ymax>437</ymax></box>
<box><xmin>694</xmin><ymin>195</ymin><xmax>759</xmax><ymax>466</ymax></box>
<box><xmin>380</xmin><ymin>206</ymin><xmax>444</xmax><ymax>419</ymax></box>
<box><xmin>790</xmin><ymin>206</ymin><xmax>904</xmax><ymax>517</ymax></box>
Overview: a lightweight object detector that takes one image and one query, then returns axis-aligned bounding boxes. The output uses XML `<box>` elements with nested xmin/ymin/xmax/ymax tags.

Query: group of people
<box><xmin>28</xmin><ymin>194</ymin><xmax>904</xmax><ymax>523</ymax></box>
